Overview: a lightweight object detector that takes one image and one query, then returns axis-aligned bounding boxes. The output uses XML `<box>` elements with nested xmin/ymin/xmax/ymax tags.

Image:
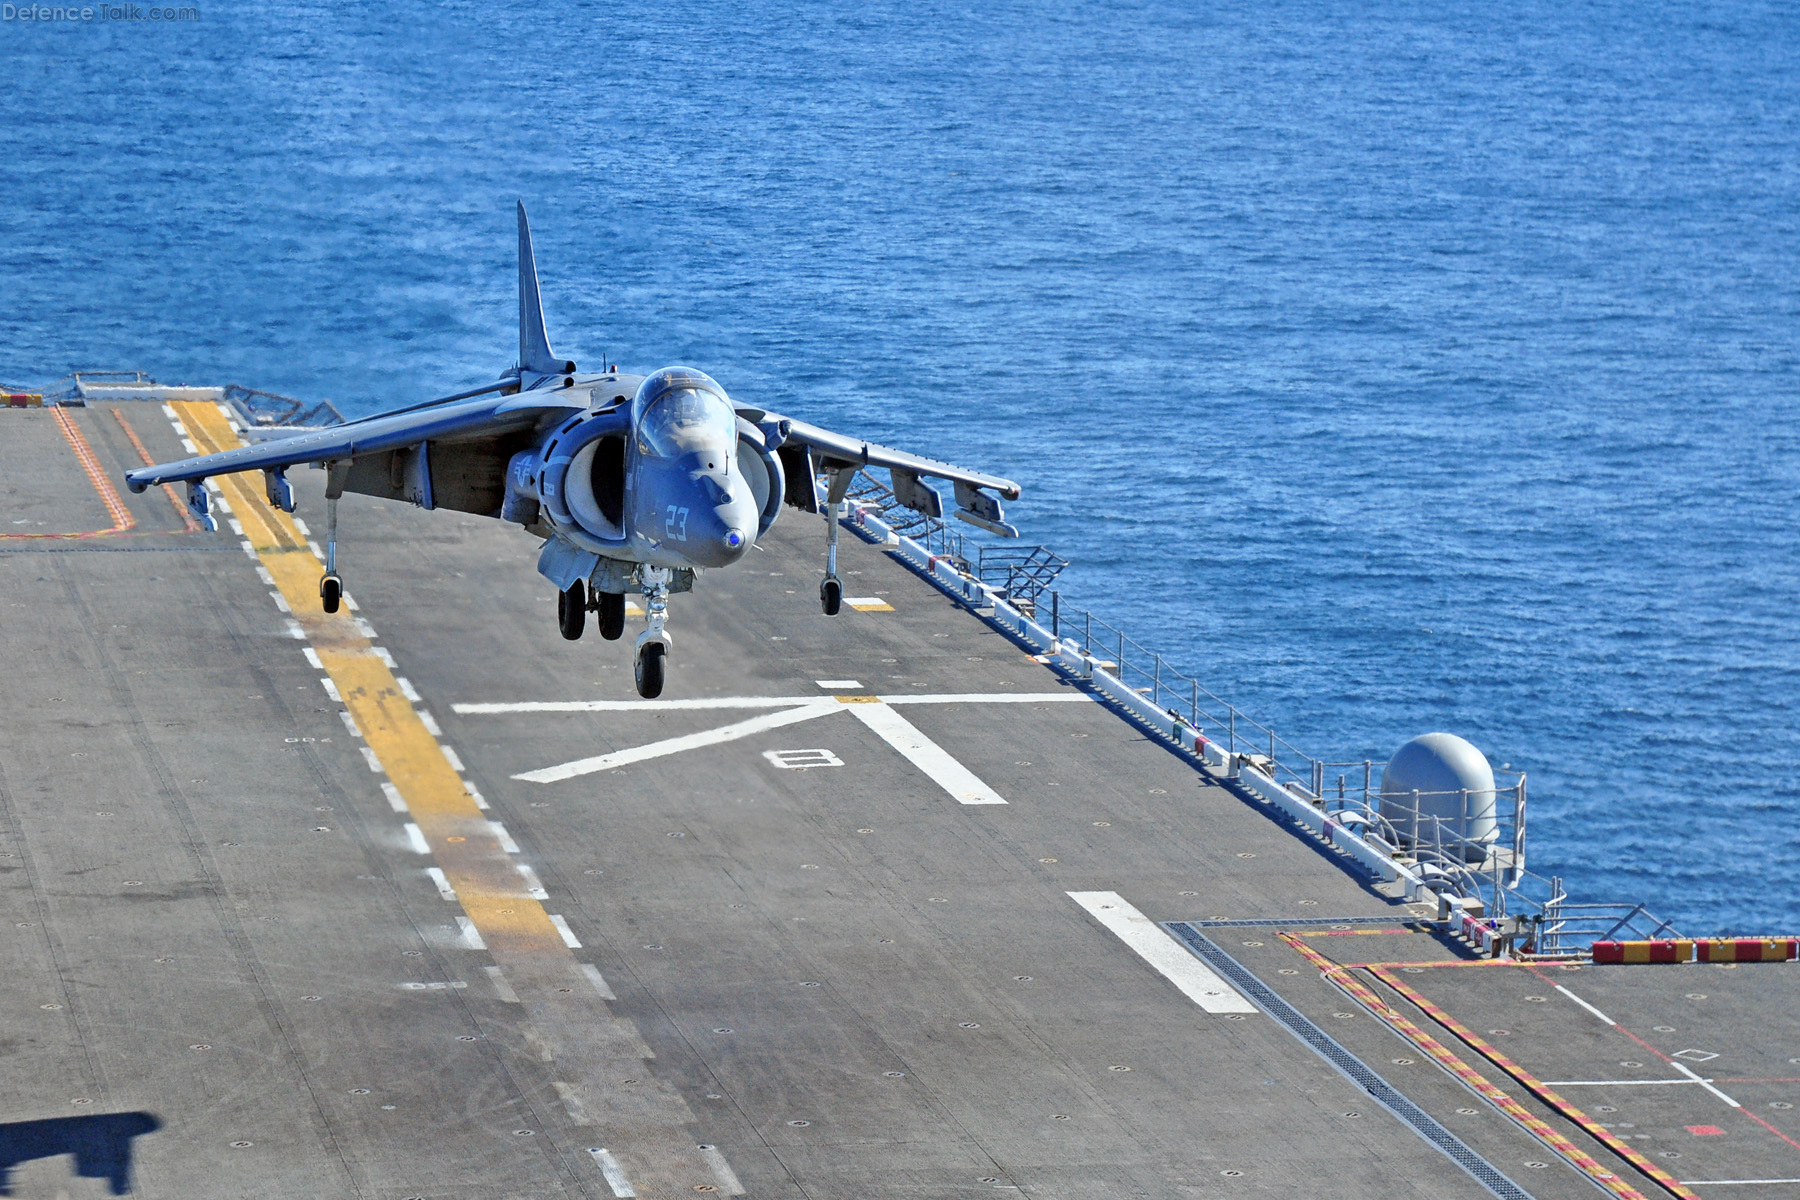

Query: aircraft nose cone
<box><xmin>709</xmin><ymin>525</ymin><xmax>750</xmax><ymax>565</ymax></box>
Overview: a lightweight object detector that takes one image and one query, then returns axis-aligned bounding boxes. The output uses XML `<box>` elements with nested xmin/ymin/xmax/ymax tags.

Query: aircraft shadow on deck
<box><xmin>0</xmin><ymin>1112</ymin><xmax>160</xmax><ymax>1196</ymax></box>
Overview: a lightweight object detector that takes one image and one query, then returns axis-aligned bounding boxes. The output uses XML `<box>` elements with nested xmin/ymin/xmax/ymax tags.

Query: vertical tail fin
<box><xmin>517</xmin><ymin>202</ymin><xmax>571</xmax><ymax>376</ymax></box>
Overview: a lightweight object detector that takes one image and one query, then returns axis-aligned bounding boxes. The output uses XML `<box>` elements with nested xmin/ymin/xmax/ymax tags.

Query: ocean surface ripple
<box><xmin>2</xmin><ymin>1</ymin><xmax>1795</xmax><ymax>932</ymax></box>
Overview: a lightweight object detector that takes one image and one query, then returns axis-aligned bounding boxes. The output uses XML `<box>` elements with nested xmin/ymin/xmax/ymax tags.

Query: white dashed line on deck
<box><xmin>1068</xmin><ymin>891</ymin><xmax>1257</xmax><ymax>1014</ymax></box>
<box><xmin>576</xmin><ymin>963</ymin><xmax>615</xmax><ymax>999</ymax></box>
<box><xmin>588</xmin><ymin>1148</ymin><xmax>636</xmax><ymax>1197</ymax></box>
<box><xmin>483</xmin><ymin>965</ymin><xmax>520</xmax><ymax>1003</ymax></box>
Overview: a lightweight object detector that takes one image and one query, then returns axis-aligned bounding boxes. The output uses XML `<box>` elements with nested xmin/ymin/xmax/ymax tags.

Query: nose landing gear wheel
<box><xmin>634</xmin><ymin>641</ymin><xmax>666</xmax><ymax>699</ymax></box>
<box><xmin>320</xmin><ymin>573</ymin><xmax>343</xmax><ymax>614</ymax></box>
<box><xmin>820</xmin><ymin>576</ymin><xmax>842</xmax><ymax>616</ymax></box>
<box><xmin>558</xmin><ymin>580</ymin><xmax>586</xmax><ymax>640</ymax></box>
<box><xmin>598</xmin><ymin>591</ymin><xmax>626</xmax><ymax>641</ymax></box>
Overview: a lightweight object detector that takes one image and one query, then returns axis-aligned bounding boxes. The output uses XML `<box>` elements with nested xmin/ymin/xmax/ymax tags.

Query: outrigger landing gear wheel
<box><xmin>598</xmin><ymin>591</ymin><xmax>626</xmax><ymax>641</ymax></box>
<box><xmin>634</xmin><ymin>641</ymin><xmax>666</xmax><ymax>699</ymax></box>
<box><xmin>320</xmin><ymin>573</ymin><xmax>343</xmax><ymax>614</ymax></box>
<box><xmin>820</xmin><ymin>576</ymin><xmax>842</xmax><ymax>616</ymax></box>
<box><xmin>558</xmin><ymin>580</ymin><xmax>586</xmax><ymax>640</ymax></box>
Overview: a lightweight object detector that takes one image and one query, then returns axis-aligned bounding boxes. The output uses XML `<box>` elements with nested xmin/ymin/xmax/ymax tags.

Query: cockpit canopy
<box><xmin>632</xmin><ymin>368</ymin><xmax>736</xmax><ymax>462</ymax></box>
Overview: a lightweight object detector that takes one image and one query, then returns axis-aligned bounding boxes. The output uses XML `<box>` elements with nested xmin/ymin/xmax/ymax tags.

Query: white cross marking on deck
<box><xmin>845</xmin><ymin>702</ymin><xmax>1005</xmax><ymax>804</ymax></box>
<box><xmin>479</xmin><ymin>694</ymin><xmax>1092</xmax><ymax>796</ymax></box>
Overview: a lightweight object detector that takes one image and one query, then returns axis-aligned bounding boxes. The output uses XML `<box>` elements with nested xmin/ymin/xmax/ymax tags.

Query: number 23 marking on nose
<box><xmin>664</xmin><ymin>505</ymin><xmax>689</xmax><ymax>541</ymax></box>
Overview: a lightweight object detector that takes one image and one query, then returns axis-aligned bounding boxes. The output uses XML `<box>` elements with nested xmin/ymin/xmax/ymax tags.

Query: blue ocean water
<box><xmin>2</xmin><ymin>1</ymin><xmax>1796</xmax><ymax>934</ymax></box>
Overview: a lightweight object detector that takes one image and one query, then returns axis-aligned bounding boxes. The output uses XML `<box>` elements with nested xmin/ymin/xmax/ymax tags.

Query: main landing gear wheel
<box><xmin>634</xmin><ymin>641</ymin><xmax>666</xmax><ymax>699</ymax></box>
<box><xmin>558</xmin><ymin>580</ymin><xmax>586</xmax><ymax>641</ymax></box>
<box><xmin>598</xmin><ymin>591</ymin><xmax>626</xmax><ymax>641</ymax></box>
<box><xmin>820</xmin><ymin>576</ymin><xmax>842</xmax><ymax>616</ymax></box>
<box><xmin>320</xmin><ymin>573</ymin><xmax>342</xmax><ymax>614</ymax></box>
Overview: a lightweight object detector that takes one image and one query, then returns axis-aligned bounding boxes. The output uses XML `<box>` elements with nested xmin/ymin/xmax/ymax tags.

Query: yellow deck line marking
<box><xmin>171</xmin><ymin>401</ymin><xmax>730</xmax><ymax>1191</ymax></box>
<box><xmin>172</xmin><ymin>401</ymin><xmax>567</xmax><ymax>955</ymax></box>
<box><xmin>111</xmin><ymin>407</ymin><xmax>200</xmax><ymax>531</ymax></box>
<box><xmin>1280</xmin><ymin>931</ymin><xmax>1669</xmax><ymax>1200</ymax></box>
<box><xmin>1</xmin><ymin>407</ymin><xmax>138</xmax><ymax>540</ymax></box>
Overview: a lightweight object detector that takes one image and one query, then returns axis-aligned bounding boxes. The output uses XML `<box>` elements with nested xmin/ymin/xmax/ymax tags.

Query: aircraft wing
<box><xmin>770</xmin><ymin>415</ymin><xmax>1022</xmax><ymax>536</ymax></box>
<box><xmin>124</xmin><ymin>386</ymin><xmax>587</xmax><ymax>519</ymax></box>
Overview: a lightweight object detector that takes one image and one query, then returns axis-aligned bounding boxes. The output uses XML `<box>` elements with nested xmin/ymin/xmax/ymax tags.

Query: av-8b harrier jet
<box><xmin>125</xmin><ymin>204</ymin><xmax>1021</xmax><ymax>698</ymax></box>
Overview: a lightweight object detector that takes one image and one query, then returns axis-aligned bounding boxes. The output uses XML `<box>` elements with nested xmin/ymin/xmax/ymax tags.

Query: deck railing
<box><xmin>842</xmin><ymin>467</ymin><xmax>1672</xmax><ymax>953</ymax></box>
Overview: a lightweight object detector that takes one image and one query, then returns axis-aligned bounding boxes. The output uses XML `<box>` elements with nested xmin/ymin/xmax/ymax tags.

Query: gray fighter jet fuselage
<box><xmin>124</xmin><ymin>204</ymin><xmax>1022</xmax><ymax>698</ymax></box>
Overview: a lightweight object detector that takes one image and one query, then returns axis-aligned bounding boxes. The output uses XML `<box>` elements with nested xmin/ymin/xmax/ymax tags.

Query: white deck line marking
<box><xmin>464</xmin><ymin>780</ymin><xmax>489</xmax><ymax>810</ymax></box>
<box><xmin>291</xmin><ymin>517</ymin><xmax>309</xmax><ymax>535</ymax></box>
<box><xmin>553</xmin><ymin>1081</ymin><xmax>592</xmax><ymax>1123</ymax></box>
<box><xmin>302</xmin><ymin>647</ymin><xmax>322</xmax><ymax>669</ymax></box>
<box><xmin>548</xmin><ymin>914</ymin><xmax>582</xmax><ymax>948</ymax></box>
<box><xmin>1542</xmin><ymin>1078</ymin><xmax>1703</xmax><ymax>1087</ymax></box>
<box><xmin>456</xmin><ymin>916</ymin><xmax>487</xmax><ymax>949</ymax></box>
<box><xmin>320</xmin><ymin>677</ymin><xmax>342</xmax><ymax>702</ymax></box>
<box><xmin>815</xmin><ymin>679</ymin><xmax>862</xmax><ymax>689</ymax></box>
<box><xmin>255</xmin><ymin>566</ymin><xmax>275</xmax><ymax>585</ymax></box>
<box><xmin>517</xmin><ymin>863</ymin><xmax>549</xmax><ymax>899</ymax></box>
<box><xmin>456</xmin><ymin>692</ymin><xmax>1091</xmax><ymax>714</ymax></box>
<box><xmin>881</xmin><ymin>693</ymin><xmax>1093</xmax><ymax>705</ymax></box>
<box><xmin>482</xmin><ymin>965</ymin><xmax>519</xmax><ymax>1003</ymax></box>
<box><xmin>404</xmin><ymin>823</ymin><xmax>431</xmax><ymax>855</ymax></box>
<box><xmin>395</xmin><ymin>676</ymin><xmax>422</xmax><ymax>703</ymax></box>
<box><xmin>489</xmin><ymin>821</ymin><xmax>521</xmax><ymax>853</ymax></box>
<box><xmin>381</xmin><ymin>782</ymin><xmax>408</xmax><ymax>813</ymax></box>
<box><xmin>425</xmin><ymin>866</ymin><xmax>456</xmax><ymax>900</ymax></box>
<box><xmin>307</xmin><ymin>539</ymin><xmax>323</xmax><ymax>559</ymax></box>
<box><xmin>1554</xmin><ymin>984</ymin><xmax>1615</xmax><ymax>1025</ymax></box>
<box><xmin>354</xmin><ymin>617</ymin><xmax>377</xmax><ymax>639</ymax></box>
<box><xmin>240</xmin><ymin>540</ymin><xmax>258</xmax><ymax>559</ymax></box>
<box><xmin>285</xmin><ymin>619</ymin><xmax>306</xmax><ymax>639</ymax></box>
<box><xmin>359</xmin><ymin>746</ymin><xmax>384</xmax><ymax>774</ymax></box>
<box><xmin>588</xmin><ymin>1148</ymin><xmax>636</xmax><ymax>1197</ymax></box>
<box><xmin>697</xmin><ymin>1144</ymin><xmax>746</xmax><ymax>1195</ymax></box>
<box><xmin>576</xmin><ymin>963</ymin><xmax>615</xmax><ymax>999</ymax></box>
<box><xmin>416</xmin><ymin>708</ymin><xmax>441</xmax><ymax>735</ymax></box>
<box><xmin>462</xmin><ymin>697</ymin><xmax>822</xmax><ymax>713</ymax></box>
<box><xmin>343</xmin><ymin>592</ymin><xmax>359</xmax><ymax>611</ymax></box>
<box><xmin>338</xmin><ymin>710</ymin><xmax>361</xmax><ymax>738</ymax></box>
<box><xmin>515</xmin><ymin>703</ymin><xmax>839</xmax><ymax>783</ymax></box>
<box><xmin>846</xmin><ymin>702</ymin><xmax>1005</xmax><ymax>804</ymax></box>
<box><xmin>441</xmin><ymin>744</ymin><xmax>465</xmax><ymax>771</ymax></box>
<box><xmin>268</xmin><ymin>590</ymin><xmax>290</xmax><ymax>613</ymax></box>
<box><xmin>227</xmin><ymin>519</ymin><xmax>243</xmax><ymax>536</ymax></box>
<box><xmin>1067</xmin><ymin>891</ymin><xmax>1258</xmax><ymax>1013</ymax></box>
<box><xmin>372</xmin><ymin>647</ymin><xmax>396</xmax><ymax>668</ymax></box>
<box><xmin>1672</xmin><ymin>1060</ymin><xmax>1740</xmax><ymax>1107</ymax></box>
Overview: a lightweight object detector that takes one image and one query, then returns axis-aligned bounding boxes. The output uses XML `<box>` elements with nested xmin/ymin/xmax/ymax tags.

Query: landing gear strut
<box><xmin>320</xmin><ymin>484</ymin><xmax>343</xmax><ymax>614</ymax></box>
<box><xmin>820</xmin><ymin>498</ymin><xmax>843</xmax><ymax>616</ymax></box>
<box><xmin>597</xmin><ymin>591</ymin><xmax>626</xmax><ymax>641</ymax></box>
<box><xmin>633</xmin><ymin>567</ymin><xmax>673</xmax><ymax>699</ymax></box>
<box><xmin>558</xmin><ymin>579</ymin><xmax>586</xmax><ymax>640</ymax></box>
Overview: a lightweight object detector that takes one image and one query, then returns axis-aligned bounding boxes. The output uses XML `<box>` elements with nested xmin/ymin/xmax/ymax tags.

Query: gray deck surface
<box><xmin>1</xmin><ymin>402</ymin><xmax>1794</xmax><ymax>1199</ymax></box>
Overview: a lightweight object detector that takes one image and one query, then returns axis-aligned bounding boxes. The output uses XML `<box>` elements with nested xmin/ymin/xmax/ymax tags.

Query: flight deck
<box><xmin>1</xmin><ymin>399</ymin><xmax>1796</xmax><ymax>1199</ymax></box>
